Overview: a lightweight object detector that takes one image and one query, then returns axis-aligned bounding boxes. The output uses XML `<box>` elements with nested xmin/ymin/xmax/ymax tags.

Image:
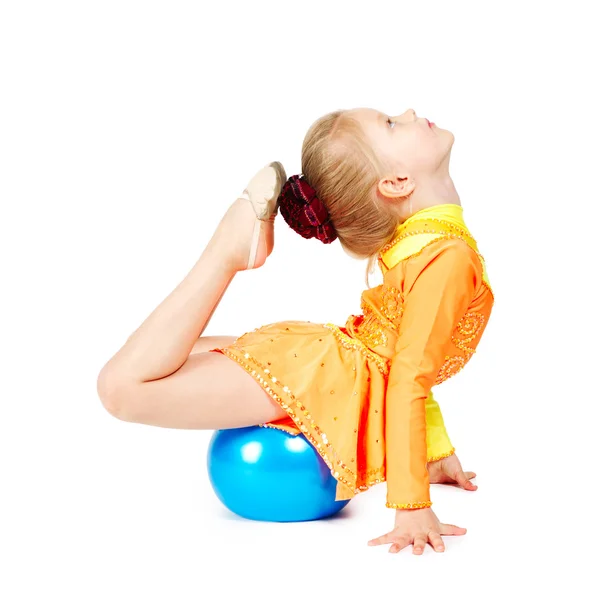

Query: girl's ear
<box><xmin>377</xmin><ymin>176</ymin><xmax>415</xmax><ymax>199</ymax></box>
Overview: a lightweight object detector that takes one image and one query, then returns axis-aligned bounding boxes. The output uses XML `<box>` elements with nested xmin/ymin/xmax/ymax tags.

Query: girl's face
<box><xmin>349</xmin><ymin>107</ymin><xmax>454</xmax><ymax>176</ymax></box>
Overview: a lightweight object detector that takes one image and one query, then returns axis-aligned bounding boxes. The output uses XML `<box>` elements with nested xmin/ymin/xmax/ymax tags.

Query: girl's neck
<box><xmin>403</xmin><ymin>172</ymin><xmax>461</xmax><ymax>220</ymax></box>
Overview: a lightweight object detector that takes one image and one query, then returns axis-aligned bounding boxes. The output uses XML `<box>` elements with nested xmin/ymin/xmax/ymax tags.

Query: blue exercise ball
<box><xmin>207</xmin><ymin>425</ymin><xmax>351</xmax><ymax>522</ymax></box>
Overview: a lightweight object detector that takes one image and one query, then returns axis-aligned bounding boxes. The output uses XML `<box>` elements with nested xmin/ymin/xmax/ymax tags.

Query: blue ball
<box><xmin>207</xmin><ymin>426</ymin><xmax>351</xmax><ymax>522</ymax></box>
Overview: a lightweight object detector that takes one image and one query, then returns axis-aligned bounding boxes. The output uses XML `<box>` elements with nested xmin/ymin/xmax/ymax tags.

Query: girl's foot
<box><xmin>212</xmin><ymin>162</ymin><xmax>287</xmax><ymax>272</ymax></box>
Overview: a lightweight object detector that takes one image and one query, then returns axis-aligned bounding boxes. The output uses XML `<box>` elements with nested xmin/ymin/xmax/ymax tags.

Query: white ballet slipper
<box><xmin>239</xmin><ymin>161</ymin><xmax>286</xmax><ymax>269</ymax></box>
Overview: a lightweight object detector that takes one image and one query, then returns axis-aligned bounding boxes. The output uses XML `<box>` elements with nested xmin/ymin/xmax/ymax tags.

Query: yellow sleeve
<box><xmin>385</xmin><ymin>242</ymin><xmax>480</xmax><ymax>509</ymax></box>
<box><xmin>425</xmin><ymin>390</ymin><xmax>455</xmax><ymax>462</ymax></box>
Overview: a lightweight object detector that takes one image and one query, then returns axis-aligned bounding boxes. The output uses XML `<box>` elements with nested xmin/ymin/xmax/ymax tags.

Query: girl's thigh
<box><xmin>112</xmin><ymin>350</ymin><xmax>287</xmax><ymax>430</ymax></box>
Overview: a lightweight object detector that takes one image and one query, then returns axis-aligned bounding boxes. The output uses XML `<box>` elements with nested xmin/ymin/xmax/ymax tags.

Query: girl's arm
<box><xmin>384</xmin><ymin>240</ymin><xmax>482</xmax><ymax>509</ymax></box>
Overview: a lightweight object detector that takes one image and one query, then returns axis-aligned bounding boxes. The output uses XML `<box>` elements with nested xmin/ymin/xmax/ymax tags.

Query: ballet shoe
<box><xmin>239</xmin><ymin>161</ymin><xmax>286</xmax><ymax>270</ymax></box>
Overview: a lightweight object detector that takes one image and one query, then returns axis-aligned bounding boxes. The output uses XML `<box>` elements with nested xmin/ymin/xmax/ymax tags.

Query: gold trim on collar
<box><xmin>377</xmin><ymin>218</ymin><xmax>491</xmax><ymax>289</ymax></box>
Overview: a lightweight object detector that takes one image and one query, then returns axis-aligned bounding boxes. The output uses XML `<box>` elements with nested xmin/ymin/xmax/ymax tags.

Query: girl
<box><xmin>97</xmin><ymin>107</ymin><xmax>494</xmax><ymax>555</ymax></box>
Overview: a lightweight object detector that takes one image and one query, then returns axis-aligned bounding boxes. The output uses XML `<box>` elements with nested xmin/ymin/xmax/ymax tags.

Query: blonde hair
<box><xmin>301</xmin><ymin>110</ymin><xmax>402</xmax><ymax>287</ymax></box>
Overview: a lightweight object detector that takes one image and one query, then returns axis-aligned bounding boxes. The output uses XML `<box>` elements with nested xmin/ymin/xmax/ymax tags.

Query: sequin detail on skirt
<box><xmin>216</xmin><ymin>342</ymin><xmax>391</xmax><ymax>498</ymax></box>
<box><xmin>218</xmin><ymin>345</ymin><xmax>357</xmax><ymax>496</ymax></box>
<box><xmin>323</xmin><ymin>323</ymin><xmax>390</xmax><ymax>376</ymax></box>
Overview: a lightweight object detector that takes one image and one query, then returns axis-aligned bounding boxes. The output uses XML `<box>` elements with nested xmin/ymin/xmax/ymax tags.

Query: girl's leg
<box><xmin>103</xmin><ymin>350</ymin><xmax>286</xmax><ymax>429</ymax></box>
<box><xmin>97</xmin><ymin>163</ymin><xmax>287</xmax><ymax>428</ymax></box>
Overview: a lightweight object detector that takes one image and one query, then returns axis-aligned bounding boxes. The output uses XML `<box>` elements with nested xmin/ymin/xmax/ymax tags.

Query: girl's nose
<box><xmin>393</xmin><ymin>109</ymin><xmax>417</xmax><ymax>122</ymax></box>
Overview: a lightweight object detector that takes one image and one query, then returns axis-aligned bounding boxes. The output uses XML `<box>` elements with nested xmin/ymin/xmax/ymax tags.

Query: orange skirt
<box><xmin>210</xmin><ymin>320</ymin><xmax>391</xmax><ymax>501</ymax></box>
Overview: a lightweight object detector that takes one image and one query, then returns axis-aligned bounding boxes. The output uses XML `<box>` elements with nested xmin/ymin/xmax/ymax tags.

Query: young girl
<box><xmin>97</xmin><ymin>107</ymin><xmax>494</xmax><ymax>555</ymax></box>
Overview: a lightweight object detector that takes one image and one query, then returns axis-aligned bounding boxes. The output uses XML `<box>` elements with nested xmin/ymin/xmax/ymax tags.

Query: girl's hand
<box><xmin>368</xmin><ymin>507</ymin><xmax>466</xmax><ymax>554</ymax></box>
<box><xmin>428</xmin><ymin>453</ymin><xmax>477</xmax><ymax>491</ymax></box>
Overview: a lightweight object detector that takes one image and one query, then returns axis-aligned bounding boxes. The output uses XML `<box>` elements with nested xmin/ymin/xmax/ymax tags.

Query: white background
<box><xmin>1</xmin><ymin>0</ymin><xmax>598</xmax><ymax>598</ymax></box>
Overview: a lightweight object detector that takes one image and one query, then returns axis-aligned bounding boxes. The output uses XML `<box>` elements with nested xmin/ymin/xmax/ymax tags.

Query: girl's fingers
<box><xmin>368</xmin><ymin>531</ymin><xmax>395</xmax><ymax>546</ymax></box>
<box><xmin>456</xmin><ymin>470</ymin><xmax>478</xmax><ymax>490</ymax></box>
<box><xmin>389</xmin><ymin>543</ymin><xmax>408</xmax><ymax>554</ymax></box>
<box><xmin>391</xmin><ymin>535</ymin><xmax>412</xmax><ymax>553</ymax></box>
<box><xmin>389</xmin><ymin>536</ymin><xmax>411</xmax><ymax>553</ymax></box>
<box><xmin>440</xmin><ymin>523</ymin><xmax>467</xmax><ymax>536</ymax></box>
<box><xmin>428</xmin><ymin>531</ymin><xmax>445</xmax><ymax>552</ymax></box>
<box><xmin>413</xmin><ymin>534</ymin><xmax>428</xmax><ymax>555</ymax></box>
<box><xmin>465</xmin><ymin>471</ymin><xmax>476</xmax><ymax>480</ymax></box>
<box><xmin>371</xmin><ymin>528</ymin><xmax>460</xmax><ymax>554</ymax></box>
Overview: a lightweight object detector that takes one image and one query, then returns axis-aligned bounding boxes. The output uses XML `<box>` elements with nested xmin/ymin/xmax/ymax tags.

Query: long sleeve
<box><xmin>425</xmin><ymin>390</ymin><xmax>455</xmax><ymax>462</ymax></box>
<box><xmin>385</xmin><ymin>241</ymin><xmax>480</xmax><ymax>509</ymax></box>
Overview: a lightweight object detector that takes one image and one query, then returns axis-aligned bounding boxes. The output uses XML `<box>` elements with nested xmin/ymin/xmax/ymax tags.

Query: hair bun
<box><xmin>278</xmin><ymin>175</ymin><xmax>337</xmax><ymax>244</ymax></box>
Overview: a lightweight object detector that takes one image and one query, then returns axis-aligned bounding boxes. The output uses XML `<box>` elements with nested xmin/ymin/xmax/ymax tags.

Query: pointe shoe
<box><xmin>239</xmin><ymin>161</ymin><xmax>286</xmax><ymax>269</ymax></box>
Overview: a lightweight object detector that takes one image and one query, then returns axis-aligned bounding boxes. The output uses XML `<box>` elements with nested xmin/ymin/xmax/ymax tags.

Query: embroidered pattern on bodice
<box><xmin>346</xmin><ymin>289</ymin><xmax>487</xmax><ymax>386</ymax></box>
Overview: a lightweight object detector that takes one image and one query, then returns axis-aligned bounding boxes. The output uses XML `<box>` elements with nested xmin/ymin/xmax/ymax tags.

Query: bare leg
<box><xmin>100</xmin><ymin>236</ymin><xmax>236</xmax><ymax>385</ymax></box>
<box><xmin>105</xmin><ymin>351</ymin><xmax>287</xmax><ymax>430</ymax></box>
<box><xmin>98</xmin><ymin>163</ymin><xmax>284</xmax><ymax>386</ymax></box>
<box><xmin>97</xmin><ymin>164</ymin><xmax>288</xmax><ymax>428</ymax></box>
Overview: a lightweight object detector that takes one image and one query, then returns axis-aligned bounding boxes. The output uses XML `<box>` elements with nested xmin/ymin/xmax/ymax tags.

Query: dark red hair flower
<box><xmin>278</xmin><ymin>175</ymin><xmax>337</xmax><ymax>244</ymax></box>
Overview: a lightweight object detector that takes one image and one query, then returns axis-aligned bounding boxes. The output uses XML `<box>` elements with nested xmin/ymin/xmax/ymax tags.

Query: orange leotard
<box><xmin>211</xmin><ymin>203</ymin><xmax>494</xmax><ymax>508</ymax></box>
